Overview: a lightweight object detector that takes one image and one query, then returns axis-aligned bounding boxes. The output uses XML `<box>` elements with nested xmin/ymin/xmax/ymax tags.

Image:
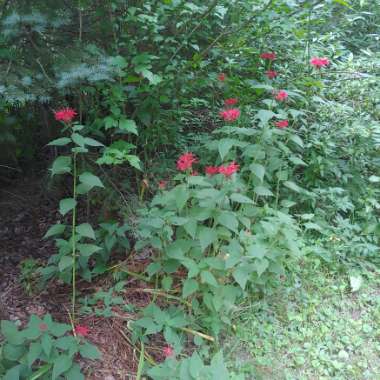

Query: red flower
<box><xmin>265</xmin><ymin>70</ymin><xmax>278</xmax><ymax>79</ymax></box>
<box><xmin>54</xmin><ymin>107</ymin><xmax>77</xmax><ymax>123</ymax></box>
<box><xmin>218</xmin><ymin>73</ymin><xmax>226</xmax><ymax>81</ymax></box>
<box><xmin>158</xmin><ymin>180</ymin><xmax>167</xmax><ymax>190</ymax></box>
<box><xmin>219</xmin><ymin>108</ymin><xmax>240</xmax><ymax>122</ymax></box>
<box><xmin>39</xmin><ymin>323</ymin><xmax>48</xmax><ymax>332</ymax></box>
<box><xmin>163</xmin><ymin>345</ymin><xmax>174</xmax><ymax>358</ymax></box>
<box><xmin>74</xmin><ymin>325</ymin><xmax>90</xmax><ymax>337</ymax></box>
<box><xmin>205</xmin><ymin>166</ymin><xmax>219</xmax><ymax>176</ymax></box>
<box><xmin>310</xmin><ymin>57</ymin><xmax>330</xmax><ymax>69</ymax></box>
<box><xmin>176</xmin><ymin>152</ymin><xmax>198</xmax><ymax>172</ymax></box>
<box><xmin>274</xmin><ymin>90</ymin><xmax>288</xmax><ymax>102</ymax></box>
<box><xmin>224</xmin><ymin>98</ymin><xmax>238</xmax><ymax>106</ymax></box>
<box><xmin>219</xmin><ymin>161</ymin><xmax>239</xmax><ymax>177</ymax></box>
<box><xmin>274</xmin><ymin>120</ymin><xmax>289</xmax><ymax>128</ymax></box>
<box><xmin>260</xmin><ymin>52</ymin><xmax>276</xmax><ymax>60</ymax></box>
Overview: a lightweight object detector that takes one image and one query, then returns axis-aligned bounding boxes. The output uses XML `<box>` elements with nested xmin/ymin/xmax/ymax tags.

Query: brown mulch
<box><xmin>0</xmin><ymin>176</ymin><xmax>163</xmax><ymax>379</ymax></box>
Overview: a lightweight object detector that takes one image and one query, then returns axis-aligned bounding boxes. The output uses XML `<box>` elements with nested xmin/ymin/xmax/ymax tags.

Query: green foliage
<box><xmin>0</xmin><ymin>314</ymin><xmax>100</xmax><ymax>380</ymax></box>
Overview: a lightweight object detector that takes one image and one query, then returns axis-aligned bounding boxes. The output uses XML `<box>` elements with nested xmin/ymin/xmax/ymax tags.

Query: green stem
<box><xmin>71</xmin><ymin>152</ymin><xmax>78</xmax><ymax>321</ymax></box>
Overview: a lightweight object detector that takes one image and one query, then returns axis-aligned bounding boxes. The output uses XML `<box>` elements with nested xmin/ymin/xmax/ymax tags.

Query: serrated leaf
<box><xmin>44</xmin><ymin>223</ymin><xmax>66</xmax><ymax>239</ymax></box>
<box><xmin>254</xmin><ymin>186</ymin><xmax>273</xmax><ymax>196</ymax></box>
<box><xmin>284</xmin><ymin>180</ymin><xmax>302</xmax><ymax>193</ymax></box>
<box><xmin>250</xmin><ymin>163</ymin><xmax>265</xmax><ymax>182</ymax></box>
<box><xmin>201</xmin><ymin>271</ymin><xmax>218</xmax><ymax>287</ymax></box>
<box><xmin>173</xmin><ymin>185</ymin><xmax>189</xmax><ymax>211</ymax></box>
<box><xmin>198</xmin><ymin>226</ymin><xmax>217</xmax><ymax>251</ymax></box>
<box><xmin>217</xmin><ymin>211</ymin><xmax>238</xmax><ymax>232</ymax></box>
<box><xmin>182</xmin><ymin>279</ymin><xmax>199</xmax><ymax>298</ymax></box>
<box><xmin>77</xmin><ymin>243</ymin><xmax>102</xmax><ymax>257</ymax></box>
<box><xmin>52</xmin><ymin>354</ymin><xmax>72</xmax><ymax>379</ymax></box>
<box><xmin>50</xmin><ymin>156</ymin><xmax>71</xmax><ymax>176</ymax></box>
<box><xmin>256</xmin><ymin>109</ymin><xmax>275</xmax><ymax>124</ymax></box>
<box><xmin>79</xmin><ymin>172</ymin><xmax>104</xmax><ymax>189</ymax></box>
<box><xmin>59</xmin><ymin>198</ymin><xmax>76</xmax><ymax>216</ymax></box>
<box><xmin>218</xmin><ymin>138</ymin><xmax>235</xmax><ymax>160</ymax></box>
<box><xmin>83</xmin><ymin>137</ymin><xmax>104</xmax><ymax>147</ymax></box>
<box><xmin>27</xmin><ymin>342</ymin><xmax>42</xmax><ymax>366</ymax></box>
<box><xmin>41</xmin><ymin>333</ymin><xmax>53</xmax><ymax>357</ymax></box>
<box><xmin>79</xmin><ymin>343</ymin><xmax>101</xmax><ymax>360</ymax></box>
<box><xmin>289</xmin><ymin>134</ymin><xmax>304</xmax><ymax>148</ymax></box>
<box><xmin>233</xmin><ymin>266</ymin><xmax>251</xmax><ymax>290</ymax></box>
<box><xmin>76</xmin><ymin>223</ymin><xmax>95</xmax><ymax>240</ymax></box>
<box><xmin>48</xmin><ymin>137</ymin><xmax>71</xmax><ymax>146</ymax></box>
<box><xmin>189</xmin><ymin>352</ymin><xmax>203</xmax><ymax>378</ymax></box>
<box><xmin>71</xmin><ymin>133</ymin><xmax>85</xmax><ymax>147</ymax></box>
<box><xmin>253</xmin><ymin>259</ymin><xmax>269</xmax><ymax>277</ymax></box>
<box><xmin>4</xmin><ymin>366</ymin><xmax>21</xmax><ymax>380</ymax></box>
<box><xmin>119</xmin><ymin>119</ymin><xmax>138</xmax><ymax>135</ymax></box>
<box><xmin>58</xmin><ymin>256</ymin><xmax>73</xmax><ymax>271</ymax></box>
<box><xmin>230</xmin><ymin>193</ymin><xmax>254</xmax><ymax>204</ymax></box>
<box><xmin>1</xmin><ymin>321</ymin><xmax>24</xmax><ymax>345</ymax></box>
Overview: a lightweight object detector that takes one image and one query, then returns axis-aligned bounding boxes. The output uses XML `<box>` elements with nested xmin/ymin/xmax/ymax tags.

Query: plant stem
<box><xmin>71</xmin><ymin>152</ymin><xmax>78</xmax><ymax>321</ymax></box>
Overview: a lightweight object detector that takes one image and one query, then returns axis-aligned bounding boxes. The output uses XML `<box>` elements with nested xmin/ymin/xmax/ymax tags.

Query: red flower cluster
<box><xmin>54</xmin><ymin>107</ymin><xmax>77</xmax><ymax>123</ymax></box>
<box><xmin>219</xmin><ymin>108</ymin><xmax>240</xmax><ymax>122</ymax></box>
<box><xmin>224</xmin><ymin>98</ymin><xmax>238</xmax><ymax>106</ymax></box>
<box><xmin>74</xmin><ymin>325</ymin><xmax>90</xmax><ymax>337</ymax></box>
<box><xmin>176</xmin><ymin>152</ymin><xmax>198</xmax><ymax>172</ymax></box>
<box><xmin>310</xmin><ymin>57</ymin><xmax>330</xmax><ymax>69</ymax></box>
<box><xmin>219</xmin><ymin>161</ymin><xmax>240</xmax><ymax>177</ymax></box>
<box><xmin>205</xmin><ymin>166</ymin><xmax>219</xmax><ymax>175</ymax></box>
<box><xmin>260</xmin><ymin>52</ymin><xmax>276</xmax><ymax>60</ymax></box>
<box><xmin>218</xmin><ymin>73</ymin><xmax>226</xmax><ymax>81</ymax></box>
<box><xmin>274</xmin><ymin>90</ymin><xmax>288</xmax><ymax>102</ymax></box>
<box><xmin>275</xmin><ymin>120</ymin><xmax>289</xmax><ymax>128</ymax></box>
<box><xmin>206</xmin><ymin>162</ymin><xmax>239</xmax><ymax>177</ymax></box>
<box><xmin>163</xmin><ymin>345</ymin><xmax>174</xmax><ymax>358</ymax></box>
<box><xmin>266</xmin><ymin>70</ymin><xmax>278</xmax><ymax>79</ymax></box>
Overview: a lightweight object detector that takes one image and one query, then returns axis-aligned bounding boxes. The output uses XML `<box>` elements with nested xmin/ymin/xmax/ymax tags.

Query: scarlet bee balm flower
<box><xmin>260</xmin><ymin>52</ymin><xmax>276</xmax><ymax>60</ymax></box>
<box><xmin>310</xmin><ymin>57</ymin><xmax>330</xmax><ymax>69</ymax></box>
<box><xmin>224</xmin><ymin>98</ymin><xmax>238</xmax><ymax>106</ymax></box>
<box><xmin>274</xmin><ymin>90</ymin><xmax>288</xmax><ymax>102</ymax></box>
<box><xmin>219</xmin><ymin>108</ymin><xmax>240</xmax><ymax>122</ymax></box>
<box><xmin>54</xmin><ymin>107</ymin><xmax>77</xmax><ymax>123</ymax></box>
<box><xmin>176</xmin><ymin>152</ymin><xmax>198</xmax><ymax>172</ymax></box>
<box><xmin>265</xmin><ymin>70</ymin><xmax>278</xmax><ymax>79</ymax></box>
<box><xmin>205</xmin><ymin>166</ymin><xmax>219</xmax><ymax>176</ymax></box>
<box><xmin>74</xmin><ymin>325</ymin><xmax>90</xmax><ymax>337</ymax></box>
<box><xmin>275</xmin><ymin>120</ymin><xmax>289</xmax><ymax>128</ymax></box>
<box><xmin>163</xmin><ymin>345</ymin><xmax>174</xmax><ymax>358</ymax></box>
<box><xmin>218</xmin><ymin>73</ymin><xmax>226</xmax><ymax>81</ymax></box>
<box><xmin>218</xmin><ymin>162</ymin><xmax>239</xmax><ymax>177</ymax></box>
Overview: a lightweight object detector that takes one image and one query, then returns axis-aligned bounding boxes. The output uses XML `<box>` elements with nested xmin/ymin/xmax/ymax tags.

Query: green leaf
<box><xmin>48</xmin><ymin>137</ymin><xmax>71</xmax><ymax>146</ymax></box>
<box><xmin>218</xmin><ymin>138</ymin><xmax>235</xmax><ymax>160</ymax></box>
<box><xmin>233</xmin><ymin>266</ymin><xmax>251</xmax><ymax>290</ymax></box>
<box><xmin>141</xmin><ymin>69</ymin><xmax>162</xmax><ymax>85</ymax></box>
<box><xmin>79</xmin><ymin>343</ymin><xmax>101</xmax><ymax>360</ymax></box>
<box><xmin>201</xmin><ymin>271</ymin><xmax>218</xmax><ymax>287</ymax></box>
<box><xmin>246</xmin><ymin>244</ymin><xmax>267</xmax><ymax>259</ymax></box>
<box><xmin>210</xmin><ymin>351</ymin><xmax>229</xmax><ymax>380</ymax></box>
<box><xmin>4</xmin><ymin>366</ymin><xmax>20</xmax><ymax>380</ymax></box>
<box><xmin>216</xmin><ymin>211</ymin><xmax>238</xmax><ymax>232</ymax></box>
<box><xmin>58</xmin><ymin>256</ymin><xmax>73</xmax><ymax>271</ymax></box>
<box><xmin>254</xmin><ymin>186</ymin><xmax>273</xmax><ymax>196</ymax></box>
<box><xmin>50</xmin><ymin>156</ymin><xmax>71</xmax><ymax>176</ymax></box>
<box><xmin>44</xmin><ymin>223</ymin><xmax>66</xmax><ymax>239</ymax></box>
<box><xmin>250</xmin><ymin>163</ymin><xmax>265</xmax><ymax>182</ymax></box>
<box><xmin>173</xmin><ymin>185</ymin><xmax>189</xmax><ymax>211</ymax></box>
<box><xmin>52</xmin><ymin>354</ymin><xmax>72</xmax><ymax>379</ymax></box>
<box><xmin>162</xmin><ymin>276</ymin><xmax>173</xmax><ymax>291</ymax></box>
<box><xmin>198</xmin><ymin>226</ymin><xmax>217</xmax><ymax>251</ymax></box>
<box><xmin>253</xmin><ymin>259</ymin><xmax>269</xmax><ymax>277</ymax></box>
<box><xmin>2</xmin><ymin>343</ymin><xmax>26</xmax><ymax>361</ymax></box>
<box><xmin>1</xmin><ymin>320</ymin><xmax>24</xmax><ymax>345</ymax></box>
<box><xmin>83</xmin><ymin>137</ymin><xmax>104</xmax><ymax>147</ymax></box>
<box><xmin>59</xmin><ymin>198</ymin><xmax>76</xmax><ymax>216</ymax></box>
<box><xmin>64</xmin><ymin>363</ymin><xmax>84</xmax><ymax>380</ymax></box>
<box><xmin>27</xmin><ymin>342</ymin><xmax>42</xmax><ymax>366</ymax></box>
<box><xmin>41</xmin><ymin>333</ymin><xmax>53</xmax><ymax>357</ymax></box>
<box><xmin>71</xmin><ymin>133</ymin><xmax>85</xmax><ymax>147</ymax></box>
<box><xmin>119</xmin><ymin>119</ymin><xmax>138</xmax><ymax>135</ymax></box>
<box><xmin>76</xmin><ymin>223</ymin><xmax>95</xmax><ymax>240</ymax></box>
<box><xmin>77</xmin><ymin>243</ymin><xmax>102</xmax><ymax>257</ymax></box>
<box><xmin>79</xmin><ymin>172</ymin><xmax>104</xmax><ymax>189</ymax></box>
<box><xmin>289</xmin><ymin>134</ymin><xmax>304</xmax><ymax>148</ymax></box>
<box><xmin>230</xmin><ymin>193</ymin><xmax>254</xmax><ymax>204</ymax></box>
<box><xmin>256</xmin><ymin>109</ymin><xmax>275</xmax><ymax>124</ymax></box>
<box><xmin>182</xmin><ymin>279</ymin><xmax>199</xmax><ymax>298</ymax></box>
<box><xmin>284</xmin><ymin>180</ymin><xmax>302</xmax><ymax>193</ymax></box>
<box><xmin>189</xmin><ymin>352</ymin><xmax>204</xmax><ymax>378</ymax></box>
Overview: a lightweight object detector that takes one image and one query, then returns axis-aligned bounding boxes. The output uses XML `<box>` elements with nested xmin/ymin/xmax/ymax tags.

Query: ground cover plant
<box><xmin>0</xmin><ymin>0</ymin><xmax>379</xmax><ymax>379</ymax></box>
